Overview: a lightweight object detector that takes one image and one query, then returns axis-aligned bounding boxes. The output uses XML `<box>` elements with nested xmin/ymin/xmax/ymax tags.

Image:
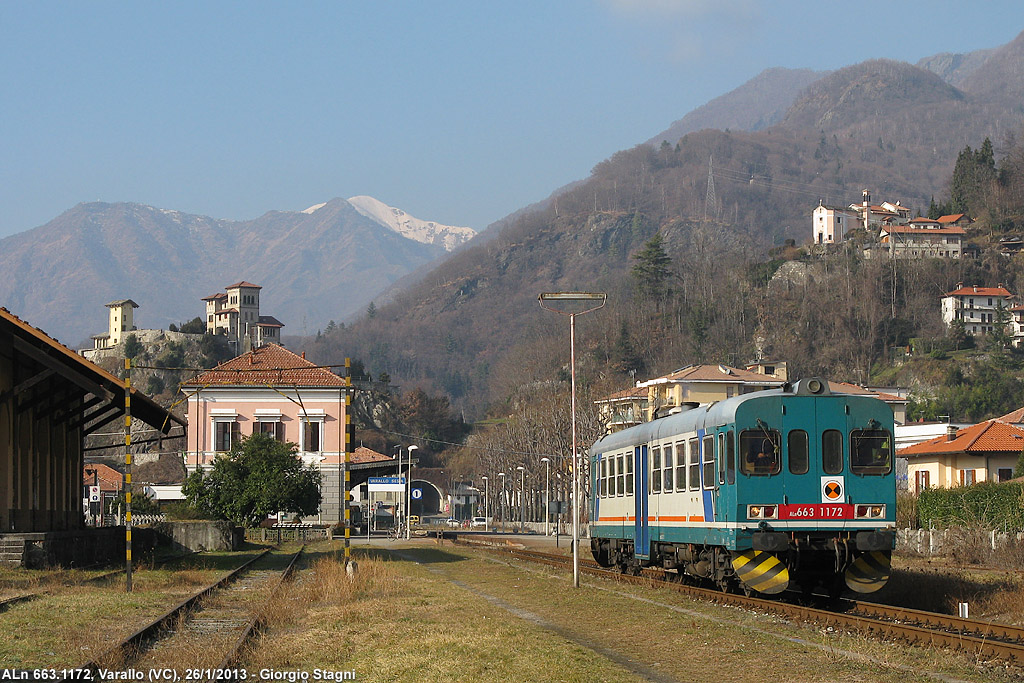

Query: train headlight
<box><xmin>855</xmin><ymin>505</ymin><xmax>886</xmax><ymax>518</ymax></box>
<box><xmin>748</xmin><ymin>505</ymin><xmax>778</xmax><ymax>519</ymax></box>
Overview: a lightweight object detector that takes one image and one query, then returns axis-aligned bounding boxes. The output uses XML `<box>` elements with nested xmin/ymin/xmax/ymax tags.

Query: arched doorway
<box><xmin>409</xmin><ymin>479</ymin><xmax>443</xmax><ymax>517</ymax></box>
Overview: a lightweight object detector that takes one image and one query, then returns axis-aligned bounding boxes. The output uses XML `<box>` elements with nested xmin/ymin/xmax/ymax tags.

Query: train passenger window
<box><xmin>688</xmin><ymin>437</ymin><xmax>699</xmax><ymax>490</ymax></box>
<box><xmin>718</xmin><ymin>433</ymin><xmax>726</xmax><ymax>485</ymax></box>
<box><xmin>726</xmin><ymin>430</ymin><xmax>736</xmax><ymax>485</ymax></box>
<box><xmin>599</xmin><ymin>458</ymin><xmax>607</xmax><ymax>497</ymax></box>
<box><xmin>675</xmin><ymin>441</ymin><xmax>687</xmax><ymax>490</ymax></box>
<box><xmin>850</xmin><ymin>429</ymin><xmax>892</xmax><ymax>475</ymax></box>
<box><xmin>788</xmin><ymin>430</ymin><xmax>809</xmax><ymax>474</ymax></box>
<box><xmin>702</xmin><ymin>436</ymin><xmax>715</xmax><ymax>489</ymax></box>
<box><xmin>625</xmin><ymin>455</ymin><xmax>634</xmax><ymax>495</ymax></box>
<box><xmin>651</xmin><ymin>447</ymin><xmax>662</xmax><ymax>493</ymax></box>
<box><xmin>740</xmin><ymin>428</ymin><xmax>781</xmax><ymax>475</ymax></box>
<box><xmin>664</xmin><ymin>444</ymin><xmax>674</xmax><ymax>491</ymax></box>
<box><xmin>614</xmin><ymin>454</ymin><xmax>622</xmax><ymax>497</ymax></box>
<box><xmin>822</xmin><ymin>429</ymin><xmax>843</xmax><ymax>474</ymax></box>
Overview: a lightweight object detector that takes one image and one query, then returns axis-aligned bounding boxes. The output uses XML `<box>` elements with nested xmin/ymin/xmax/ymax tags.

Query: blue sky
<box><xmin>3</xmin><ymin>1</ymin><xmax>1024</xmax><ymax>238</ymax></box>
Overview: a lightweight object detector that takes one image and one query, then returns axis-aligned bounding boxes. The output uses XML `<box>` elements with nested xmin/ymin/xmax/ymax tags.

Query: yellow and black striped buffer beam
<box><xmin>731</xmin><ymin>550</ymin><xmax>789</xmax><ymax>595</ymax></box>
<box><xmin>845</xmin><ymin>550</ymin><xmax>891</xmax><ymax>593</ymax></box>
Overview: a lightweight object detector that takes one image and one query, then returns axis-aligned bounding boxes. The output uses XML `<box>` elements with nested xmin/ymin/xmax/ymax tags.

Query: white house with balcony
<box><xmin>940</xmin><ymin>283</ymin><xmax>1015</xmax><ymax>338</ymax></box>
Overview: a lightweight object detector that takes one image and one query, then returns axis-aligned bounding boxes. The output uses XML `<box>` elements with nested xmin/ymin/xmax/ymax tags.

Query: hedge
<box><xmin>917</xmin><ymin>481</ymin><xmax>1024</xmax><ymax>529</ymax></box>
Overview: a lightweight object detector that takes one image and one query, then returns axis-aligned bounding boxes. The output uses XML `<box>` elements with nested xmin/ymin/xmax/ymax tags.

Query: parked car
<box><xmin>444</xmin><ymin>518</ymin><xmax>460</xmax><ymax>528</ymax></box>
<box><xmin>471</xmin><ymin>516</ymin><xmax>487</xmax><ymax>528</ymax></box>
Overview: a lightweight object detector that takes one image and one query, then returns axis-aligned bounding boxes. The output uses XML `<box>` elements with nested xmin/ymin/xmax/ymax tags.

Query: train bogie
<box><xmin>589</xmin><ymin>378</ymin><xmax>896</xmax><ymax>596</ymax></box>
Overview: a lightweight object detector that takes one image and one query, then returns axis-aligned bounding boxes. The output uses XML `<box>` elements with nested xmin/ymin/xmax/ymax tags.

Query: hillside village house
<box><xmin>202</xmin><ymin>281</ymin><xmax>284</xmax><ymax>351</ymax></box>
<box><xmin>898</xmin><ymin>419</ymin><xmax>1024</xmax><ymax>493</ymax></box>
<box><xmin>182</xmin><ymin>343</ymin><xmax>393</xmax><ymax>523</ymax></box>
<box><xmin>940</xmin><ymin>283</ymin><xmax>1015</xmax><ymax>338</ymax></box>
<box><xmin>813</xmin><ymin>190</ymin><xmax>974</xmax><ymax>260</ymax></box>
<box><xmin>593</xmin><ymin>385</ymin><xmax>648</xmax><ymax>434</ymax></box>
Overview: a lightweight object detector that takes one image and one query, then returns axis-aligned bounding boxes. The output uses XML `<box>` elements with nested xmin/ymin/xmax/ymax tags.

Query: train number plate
<box><xmin>779</xmin><ymin>504</ymin><xmax>852</xmax><ymax>519</ymax></box>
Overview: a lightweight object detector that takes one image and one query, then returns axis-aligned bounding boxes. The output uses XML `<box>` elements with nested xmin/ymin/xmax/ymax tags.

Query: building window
<box><xmin>998</xmin><ymin>468</ymin><xmax>1013</xmax><ymax>482</ymax></box>
<box><xmin>959</xmin><ymin>469</ymin><xmax>977</xmax><ymax>486</ymax></box>
<box><xmin>257</xmin><ymin>420</ymin><xmax>284</xmax><ymax>442</ymax></box>
<box><xmin>214</xmin><ymin>420</ymin><xmax>239</xmax><ymax>452</ymax></box>
<box><xmin>303</xmin><ymin>420</ymin><xmax>322</xmax><ymax>452</ymax></box>
<box><xmin>915</xmin><ymin>470</ymin><xmax>930</xmax><ymax>492</ymax></box>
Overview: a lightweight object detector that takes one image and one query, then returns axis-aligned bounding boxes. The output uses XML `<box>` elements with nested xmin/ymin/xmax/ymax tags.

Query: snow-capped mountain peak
<box><xmin>345</xmin><ymin>195</ymin><xmax>475</xmax><ymax>251</ymax></box>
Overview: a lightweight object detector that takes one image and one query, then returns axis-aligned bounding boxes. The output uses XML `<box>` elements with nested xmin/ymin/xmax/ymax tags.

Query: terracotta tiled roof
<box><xmin>897</xmin><ymin>419</ymin><xmax>1024</xmax><ymax>457</ymax></box>
<box><xmin>828</xmin><ymin>382</ymin><xmax>905</xmax><ymax>403</ymax></box>
<box><xmin>640</xmin><ymin>364</ymin><xmax>786</xmax><ymax>386</ymax></box>
<box><xmin>202</xmin><ymin>293</ymin><xmax>228</xmax><ymax>301</ymax></box>
<box><xmin>998</xmin><ymin>406</ymin><xmax>1024</xmax><ymax>423</ymax></box>
<box><xmin>352</xmin><ymin>446</ymin><xmax>395</xmax><ymax>464</ymax></box>
<box><xmin>942</xmin><ymin>285</ymin><xmax>1013</xmax><ymax>298</ymax></box>
<box><xmin>881</xmin><ymin>225</ymin><xmax>966</xmax><ymax>235</ymax></box>
<box><xmin>937</xmin><ymin>214</ymin><xmax>969</xmax><ymax>224</ymax></box>
<box><xmin>183</xmin><ymin>344</ymin><xmax>345</xmax><ymax>387</ymax></box>
<box><xmin>83</xmin><ymin>463</ymin><xmax>124</xmax><ymax>490</ymax></box>
<box><xmin>226</xmin><ymin>281</ymin><xmax>262</xmax><ymax>289</ymax></box>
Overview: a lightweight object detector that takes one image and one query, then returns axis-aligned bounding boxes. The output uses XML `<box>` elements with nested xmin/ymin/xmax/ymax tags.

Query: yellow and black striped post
<box><xmin>124</xmin><ymin>358</ymin><xmax>133</xmax><ymax>592</ymax></box>
<box><xmin>343</xmin><ymin>358</ymin><xmax>352</xmax><ymax>566</ymax></box>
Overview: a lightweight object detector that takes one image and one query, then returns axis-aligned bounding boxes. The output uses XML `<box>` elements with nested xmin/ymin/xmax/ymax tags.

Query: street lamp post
<box><xmin>481</xmin><ymin>475</ymin><xmax>489</xmax><ymax>522</ymax></box>
<box><xmin>539</xmin><ymin>291</ymin><xmax>607</xmax><ymax>589</ymax></box>
<box><xmin>406</xmin><ymin>445</ymin><xmax>418</xmax><ymax>540</ymax></box>
<box><xmin>516</xmin><ymin>466</ymin><xmax>525</xmax><ymax>532</ymax></box>
<box><xmin>498</xmin><ymin>472</ymin><xmax>506</xmax><ymax>530</ymax></box>
<box><xmin>541</xmin><ymin>457</ymin><xmax>550</xmax><ymax>536</ymax></box>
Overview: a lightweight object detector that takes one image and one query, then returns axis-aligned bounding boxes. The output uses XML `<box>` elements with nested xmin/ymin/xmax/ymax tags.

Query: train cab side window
<box><xmin>718</xmin><ymin>433</ymin><xmax>726</xmax><ymax>485</ymax></box>
<box><xmin>822</xmin><ymin>429</ymin><xmax>843</xmax><ymax>474</ymax></box>
<box><xmin>651</xmin><ymin>447</ymin><xmax>662</xmax><ymax>493</ymax></box>
<box><xmin>688</xmin><ymin>437</ymin><xmax>700</xmax><ymax>490</ymax></box>
<box><xmin>740</xmin><ymin>428</ymin><xmax>781</xmax><ymax>475</ymax></box>
<box><xmin>726</xmin><ymin>430</ymin><xmax>736</xmax><ymax>485</ymax></box>
<box><xmin>850</xmin><ymin>429</ymin><xmax>892</xmax><ymax>475</ymax></box>
<box><xmin>702</xmin><ymin>435</ymin><xmax>715</xmax><ymax>489</ymax></box>
<box><xmin>675</xmin><ymin>441</ymin><xmax>687</xmax><ymax>490</ymax></box>
<box><xmin>664</xmin><ymin>444</ymin><xmax>674</xmax><ymax>492</ymax></box>
<box><xmin>625</xmin><ymin>454</ymin><xmax>634</xmax><ymax>495</ymax></box>
<box><xmin>788</xmin><ymin>430</ymin><xmax>809</xmax><ymax>474</ymax></box>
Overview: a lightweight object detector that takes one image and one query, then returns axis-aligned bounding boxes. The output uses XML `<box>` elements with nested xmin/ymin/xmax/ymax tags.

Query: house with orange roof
<box><xmin>202</xmin><ymin>281</ymin><xmax>283</xmax><ymax>350</ymax></box>
<box><xmin>878</xmin><ymin>221</ymin><xmax>966</xmax><ymax>259</ymax></box>
<box><xmin>182</xmin><ymin>343</ymin><xmax>394</xmax><ymax>523</ymax></box>
<box><xmin>897</xmin><ymin>419</ymin><xmax>1024</xmax><ymax>493</ymax></box>
<box><xmin>828</xmin><ymin>382</ymin><xmax>908</xmax><ymax>424</ymax></box>
<box><xmin>637</xmin><ymin>364</ymin><xmax>786</xmax><ymax>421</ymax></box>
<box><xmin>940</xmin><ymin>282</ymin><xmax>1015</xmax><ymax>339</ymax></box>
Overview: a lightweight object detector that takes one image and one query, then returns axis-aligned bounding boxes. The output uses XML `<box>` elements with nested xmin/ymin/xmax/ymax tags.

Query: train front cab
<box><xmin>731</xmin><ymin>380</ymin><xmax>896</xmax><ymax>595</ymax></box>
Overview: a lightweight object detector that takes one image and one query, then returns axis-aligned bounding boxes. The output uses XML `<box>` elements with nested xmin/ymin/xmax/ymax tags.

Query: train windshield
<box><xmin>740</xmin><ymin>428</ymin><xmax>781</xmax><ymax>476</ymax></box>
<box><xmin>850</xmin><ymin>429</ymin><xmax>892</xmax><ymax>475</ymax></box>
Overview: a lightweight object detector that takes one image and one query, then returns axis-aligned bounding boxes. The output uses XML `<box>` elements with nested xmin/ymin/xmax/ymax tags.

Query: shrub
<box><xmin>918</xmin><ymin>481</ymin><xmax>1024</xmax><ymax>530</ymax></box>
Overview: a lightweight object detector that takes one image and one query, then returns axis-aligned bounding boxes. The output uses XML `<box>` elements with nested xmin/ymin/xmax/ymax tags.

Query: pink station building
<box><xmin>182</xmin><ymin>343</ymin><xmax>391</xmax><ymax>523</ymax></box>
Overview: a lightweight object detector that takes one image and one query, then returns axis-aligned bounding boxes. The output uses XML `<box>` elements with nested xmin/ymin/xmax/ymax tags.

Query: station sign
<box><xmin>368</xmin><ymin>476</ymin><xmax>405</xmax><ymax>492</ymax></box>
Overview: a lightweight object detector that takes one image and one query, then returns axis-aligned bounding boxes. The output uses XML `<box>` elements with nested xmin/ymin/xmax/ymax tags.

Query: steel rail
<box><xmin>213</xmin><ymin>546</ymin><xmax>306</xmax><ymax>672</ymax></box>
<box><xmin>455</xmin><ymin>539</ymin><xmax>1024</xmax><ymax>664</ymax></box>
<box><xmin>63</xmin><ymin>548</ymin><xmax>273</xmax><ymax>681</ymax></box>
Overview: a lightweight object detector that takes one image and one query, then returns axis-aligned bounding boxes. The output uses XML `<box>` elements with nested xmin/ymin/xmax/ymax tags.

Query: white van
<box><xmin>471</xmin><ymin>516</ymin><xmax>487</xmax><ymax>528</ymax></box>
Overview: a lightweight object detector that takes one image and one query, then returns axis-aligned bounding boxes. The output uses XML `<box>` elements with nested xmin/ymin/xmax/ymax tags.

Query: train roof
<box><xmin>590</xmin><ymin>377</ymin><xmax>891</xmax><ymax>454</ymax></box>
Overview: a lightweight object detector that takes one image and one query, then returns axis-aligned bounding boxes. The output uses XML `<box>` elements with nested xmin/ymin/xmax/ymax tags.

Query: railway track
<box><xmin>67</xmin><ymin>546</ymin><xmax>303</xmax><ymax>681</ymax></box>
<box><xmin>457</xmin><ymin>538</ymin><xmax>1024</xmax><ymax>665</ymax></box>
<box><xmin>0</xmin><ymin>553</ymin><xmax>202</xmax><ymax>615</ymax></box>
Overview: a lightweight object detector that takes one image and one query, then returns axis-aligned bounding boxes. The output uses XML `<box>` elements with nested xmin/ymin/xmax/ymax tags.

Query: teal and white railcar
<box><xmin>589</xmin><ymin>378</ymin><xmax>895</xmax><ymax>595</ymax></box>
